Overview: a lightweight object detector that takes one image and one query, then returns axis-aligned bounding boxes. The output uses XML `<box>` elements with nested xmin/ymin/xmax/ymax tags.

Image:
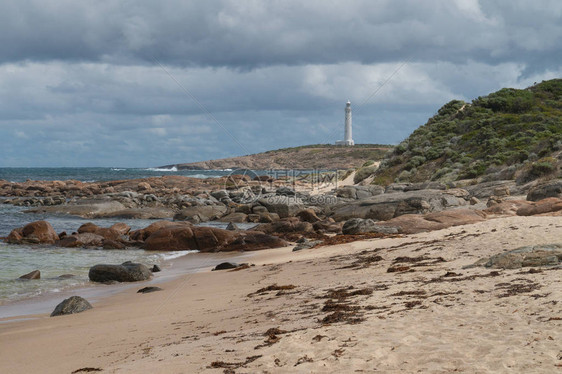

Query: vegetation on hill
<box><xmin>372</xmin><ymin>79</ymin><xmax>562</xmax><ymax>185</ymax></box>
<box><xmin>166</xmin><ymin>144</ymin><xmax>393</xmax><ymax>171</ymax></box>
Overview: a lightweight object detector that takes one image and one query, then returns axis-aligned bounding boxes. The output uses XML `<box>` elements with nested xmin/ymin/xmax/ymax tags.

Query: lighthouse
<box><xmin>336</xmin><ymin>100</ymin><xmax>355</xmax><ymax>146</ymax></box>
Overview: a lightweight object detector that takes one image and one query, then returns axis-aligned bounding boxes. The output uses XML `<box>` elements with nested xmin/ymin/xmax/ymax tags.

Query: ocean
<box><xmin>0</xmin><ymin>167</ymin><xmax>253</xmax><ymax>313</ymax></box>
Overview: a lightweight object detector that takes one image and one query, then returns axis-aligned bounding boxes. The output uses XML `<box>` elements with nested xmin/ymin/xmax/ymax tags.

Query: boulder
<box><xmin>57</xmin><ymin>233</ymin><xmax>105</xmax><ymax>248</ymax></box>
<box><xmin>7</xmin><ymin>221</ymin><xmax>59</xmax><ymax>244</ymax></box>
<box><xmin>464</xmin><ymin>181</ymin><xmax>516</xmax><ymax>199</ymax></box>
<box><xmin>376</xmin><ymin>209</ymin><xmax>487</xmax><ymax>234</ymax></box>
<box><xmin>77</xmin><ymin>223</ymin><xmax>121</xmax><ymax>241</ymax></box>
<box><xmin>19</xmin><ymin>270</ymin><xmax>40</xmax><ymax>280</ymax></box>
<box><xmin>254</xmin><ymin>218</ymin><xmax>314</xmax><ymax>235</ymax></box>
<box><xmin>335</xmin><ymin>185</ymin><xmax>384</xmax><ymax>200</ymax></box>
<box><xmin>295</xmin><ymin>208</ymin><xmax>321</xmax><ymax>223</ymax></box>
<box><xmin>89</xmin><ymin>261</ymin><xmax>152</xmax><ymax>283</ymax></box>
<box><xmin>173</xmin><ymin>205</ymin><xmax>228</xmax><ymax>222</ymax></box>
<box><xmin>129</xmin><ymin>221</ymin><xmax>191</xmax><ymax>242</ymax></box>
<box><xmin>226</xmin><ymin>222</ymin><xmax>240</xmax><ymax>231</ymax></box>
<box><xmin>293</xmin><ymin>238</ymin><xmax>323</xmax><ymax>252</ymax></box>
<box><xmin>475</xmin><ymin>244</ymin><xmax>562</xmax><ymax>269</ymax></box>
<box><xmin>313</xmin><ymin>219</ymin><xmax>343</xmax><ymax>234</ymax></box>
<box><xmin>330</xmin><ymin>189</ymin><xmax>469</xmax><ymax>222</ymax></box>
<box><xmin>110</xmin><ymin>223</ymin><xmax>131</xmax><ymax>236</ymax></box>
<box><xmin>50</xmin><ymin>296</ymin><xmax>93</xmax><ymax>317</ymax></box>
<box><xmin>527</xmin><ymin>179</ymin><xmax>562</xmax><ymax>201</ymax></box>
<box><xmin>342</xmin><ymin>218</ymin><xmax>399</xmax><ymax>235</ymax></box>
<box><xmin>26</xmin><ymin>199</ymin><xmax>127</xmax><ymax>218</ymax></box>
<box><xmin>258</xmin><ymin>195</ymin><xmax>304</xmax><ymax>218</ymax></box>
<box><xmin>151</xmin><ymin>265</ymin><xmax>161</xmax><ymax>272</ymax></box>
<box><xmin>516</xmin><ymin>197</ymin><xmax>562</xmax><ymax>216</ymax></box>
<box><xmin>212</xmin><ymin>262</ymin><xmax>239</xmax><ymax>270</ymax></box>
<box><xmin>143</xmin><ymin>225</ymin><xmax>287</xmax><ymax>252</ymax></box>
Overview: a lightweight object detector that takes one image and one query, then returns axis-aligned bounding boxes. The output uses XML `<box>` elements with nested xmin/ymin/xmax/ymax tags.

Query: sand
<box><xmin>1</xmin><ymin>215</ymin><xmax>560</xmax><ymax>373</ymax></box>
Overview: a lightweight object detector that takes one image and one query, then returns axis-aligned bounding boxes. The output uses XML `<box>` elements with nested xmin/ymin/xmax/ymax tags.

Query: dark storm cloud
<box><xmin>1</xmin><ymin>0</ymin><xmax>560</xmax><ymax>71</ymax></box>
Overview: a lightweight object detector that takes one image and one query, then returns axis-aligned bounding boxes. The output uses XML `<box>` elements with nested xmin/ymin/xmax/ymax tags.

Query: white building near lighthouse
<box><xmin>336</xmin><ymin>101</ymin><xmax>355</xmax><ymax>146</ymax></box>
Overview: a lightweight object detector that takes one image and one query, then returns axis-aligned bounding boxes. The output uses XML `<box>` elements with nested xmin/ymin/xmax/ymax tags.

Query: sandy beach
<box><xmin>0</xmin><ymin>214</ymin><xmax>560</xmax><ymax>373</ymax></box>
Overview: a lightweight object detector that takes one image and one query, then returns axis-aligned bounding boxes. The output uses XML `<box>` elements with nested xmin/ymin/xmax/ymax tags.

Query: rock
<box><xmin>335</xmin><ymin>185</ymin><xmax>385</xmax><ymax>200</ymax></box>
<box><xmin>151</xmin><ymin>265</ymin><xmax>161</xmax><ymax>272</ymax></box>
<box><xmin>173</xmin><ymin>205</ymin><xmax>228</xmax><ymax>222</ymax></box>
<box><xmin>516</xmin><ymin>197</ymin><xmax>562</xmax><ymax>216</ymax></box>
<box><xmin>527</xmin><ymin>179</ymin><xmax>562</xmax><ymax>201</ymax></box>
<box><xmin>137</xmin><ymin>182</ymin><xmax>152</xmax><ymax>192</ymax></box>
<box><xmin>254</xmin><ymin>218</ymin><xmax>314</xmax><ymax>235</ymax></box>
<box><xmin>129</xmin><ymin>221</ymin><xmax>191</xmax><ymax>242</ymax></box>
<box><xmin>330</xmin><ymin>189</ymin><xmax>469</xmax><ymax>222</ymax></box>
<box><xmin>293</xmin><ymin>238</ymin><xmax>323</xmax><ymax>252</ymax></box>
<box><xmin>143</xmin><ymin>225</ymin><xmax>287</xmax><ymax>252</ymax></box>
<box><xmin>226</xmin><ymin>222</ymin><xmax>240</xmax><ymax>231</ymax></box>
<box><xmin>137</xmin><ymin>286</ymin><xmax>162</xmax><ymax>294</ymax></box>
<box><xmin>375</xmin><ymin>209</ymin><xmax>487</xmax><ymax>234</ymax></box>
<box><xmin>57</xmin><ymin>233</ymin><xmax>105</xmax><ymax>248</ymax></box>
<box><xmin>212</xmin><ymin>262</ymin><xmax>239</xmax><ymax>270</ymax></box>
<box><xmin>110</xmin><ymin>223</ymin><xmax>131</xmax><ymax>236</ymax></box>
<box><xmin>313</xmin><ymin>219</ymin><xmax>342</xmax><ymax>234</ymax></box>
<box><xmin>57</xmin><ymin>274</ymin><xmax>75</xmax><ymax>279</ymax></box>
<box><xmin>78</xmin><ymin>223</ymin><xmax>121</xmax><ymax>241</ymax></box>
<box><xmin>26</xmin><ymin>199</ymin><xmax>127</xmax><ymax>218</ymax></box>
<box><xmin>19</xmin><ymin>270</ymin><xmax>40</xmax><ymax>280</ymax></box>
<box><xmin>342</xmin><ymin>218</ymin><xmax>399</xmax><ymax>235</ymax></box>
<box><xmin>476</xmin><ymin>244</ymin><xmax>562</xmax><ymax>269</ymax></box>
<box><xmin>295</xmin><ymin>208</ymin><xmax>320</xmax><ymax>223</ymax></box>
<box><xmin>219</xmin><ymin>212</ymin><xmax>248</xmax><ymax>223</ymax></box>
<box><xmin>97</xmin><ymin>207</ymin><xmax>176</xmax><ymax>219</ymax></box>
<box><xmin>258</xmin><ymin>212</ymin><xmax>280</xmax><ymax>223</ymax></box>
<box><xmin>483</xmin><ymin>200</ymin><xmax>531</xmax><ymax>216</ymax></box>
<box><xmin>276</xmin><ymin>186</ymin><xmax>296</xmax><ymax>196</ymax></box>
<box><xmin>258</xmin><ymin>195</ymin><xmax>304</xmax><ymax>218</ymax></box>
<box><xmin>50</xmin><ymin>296</ymin><xmax>92</xmax><ymax>317</ymax></box>
<box><xmin>403</xmin><ymin>182</ymin><xmax>447</xmax><ymax>191</ymax></box>
<box><xmin>102</xmin><ymin>239</ymin><xmax>126</xmax><ymax>249</ymax></box>
<box><xmin>464</xmin><ymin>181</ymin><xmax>516</xmax><ymax>199</ymax></box>
<box><xmin>88</xmin><ymin>261</ymin><xmax>152</xmax><ymax>283</ymax></box>
<box><xmin>7</xmin><ymin>220</ymin><xmax>59</xmax><ymax>244</ymax></box>
<box><xmin>469</xmin><ymin>196</ymin><xmax>480</xmax><ymax>205</ymax></box>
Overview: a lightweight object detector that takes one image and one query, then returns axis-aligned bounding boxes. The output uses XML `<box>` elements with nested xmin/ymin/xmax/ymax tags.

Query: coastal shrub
<box><xmin>372</xmin><ymin>79</ymin><xmax>562</xmax><ymax>183</ymax></box>
<box><xmin>397</xmin><ymin>170</ymin><xmax>412</xmax><ymax>182</ymax></box>
<box><xmin>354</xmin><ymin>166</ymin><xmax>377</xmax><ymax>184</ymax></box>
<box><xmin>529</xmin><ymin>157</ymin><xmax>557</xmax><ymax>177</ymax></box>
<box><xmin>362</xmin><ymin>160</ymin><xmax>375</xmax><ymax>167</ymax></box>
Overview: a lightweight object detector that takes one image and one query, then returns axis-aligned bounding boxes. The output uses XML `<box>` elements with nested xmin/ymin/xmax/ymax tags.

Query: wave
<box><xmin>146</xmin><ymin>166</ymin><xmax>178</xmax><ymax>172</ymax></box>
<box><xmin>161</xmin><ymin>250</ymin><xmax>198</xmax><ymax>260</ymax></box>
<box><xmin>111</xmin><ymin>168</ymin><xmax>126</xmax><ymax>171</ymax></box>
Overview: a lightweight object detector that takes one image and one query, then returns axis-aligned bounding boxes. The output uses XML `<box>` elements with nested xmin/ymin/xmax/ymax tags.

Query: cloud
<box><xmin>0</xmin><ymin>1</ymin><xmax>560</xmax><ymax>166</ymax></box>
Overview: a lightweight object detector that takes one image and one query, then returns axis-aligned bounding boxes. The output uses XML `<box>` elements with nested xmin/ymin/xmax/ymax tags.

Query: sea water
<box><xmin>0</xmin><ymin>167</ymin><xmax>257</xmax><ymax>310</ymax></box>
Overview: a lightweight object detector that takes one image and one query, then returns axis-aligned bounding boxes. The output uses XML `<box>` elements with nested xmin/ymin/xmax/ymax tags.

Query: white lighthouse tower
<box><xmin>336</xmin><ymin>100</ymin><xmax>355</xmax><ymax>146</ymax></box>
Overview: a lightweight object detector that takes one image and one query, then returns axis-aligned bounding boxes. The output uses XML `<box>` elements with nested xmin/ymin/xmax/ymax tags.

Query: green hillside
<box><xmin>373</xmin><ymin>79</ymin><xmax>562</xmax><ymax>185</ymax></box>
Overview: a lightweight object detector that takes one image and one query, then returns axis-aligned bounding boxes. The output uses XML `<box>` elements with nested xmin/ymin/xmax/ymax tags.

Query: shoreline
<box><xmin>0</xmin><ymin>250</ymin><xmax>253</xmax><ymax>321</ymax></box>
<box><xmin>0</xmin><ymin>215</ymin><xmax>560</xmax><ymax>373</ymax></box>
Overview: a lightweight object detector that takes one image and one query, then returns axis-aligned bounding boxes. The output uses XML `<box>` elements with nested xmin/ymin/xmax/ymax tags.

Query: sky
<box><xmin>1</xmin><ymin>0</ymin><xmax>561</xmax><ymax>167</ymax></box>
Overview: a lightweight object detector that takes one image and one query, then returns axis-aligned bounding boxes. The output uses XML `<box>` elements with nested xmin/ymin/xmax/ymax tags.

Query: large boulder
<box><xmin>527</xmin><ymin>179</ymin><xmax>562</xmax><ymax>201</ymax></box>
<box><xmin>473</xmin><ymin>244</ymin><xmax>562</xmax><ymax>269</ymax></box>
<box><xmin>19</xmin><ymin>270</ymin><xmax>41</xmax><ymax>280</ymax></box>
<box><xmin>89</xmin><ymin>261</ymin><xmax>152</xmax><ymax>283</ymax></box>
<box><xmin>516</xmin><ymin>197</ymin><xmax>562</xmax><ymax>216</ymax></box>
<box><xmin>129</xmin><ymin>221</ymin><xmax>191</xmax><ymax>242</ymax></box>
<box><xmin>50</xmin><ymin>296</ymin><xmax>93</xmax><ymax>317</ymax></box>
<box><xmin>330</xmin><ymin>189</ymin><xmax>469</xmax><ymax>222</ymax></box>
<box><xmin>342</xmin><ymin>218</ymin><xmax>398</xmax><ymax>235</ymax></box>
<box><xmin>57</xmin><ymin>233</ymin><xmax>105</xmax><ymax>248</ymax></box>
<box><xmin>375</xmin><ymin>209</ymin><xmax>487</xmax><ymax>234</ymax></box>
<box><xmin>173</xmin><ymin>205</ymin><xmax>228</xmax><ymax>222</ymax></box>
<box><xmin>143</xmin><ymin>225</ymin><xmax>287</xmax><ymax>252</ymax></box>
<box><xmin>254</xmin><ymin>217</ymin><xmax>314</xmax><ymax>235</ymax></box>
<box><xmin>258</xmin><ymin>195</ymin><xmax>304</xmax><ymax>218</ymax></box>
<box><xmin>6</xmin><ymin>220</ymin><xmax>59</xmax><ymax>244</ymax></box>
<box><xmin>77</xmin><ymin>222</ymin><xmax>121</xmax><ymax>241</ymax></box>
<box><xmin>335</xmin><ymin>185</ymin><xmax>385</xmax><ymax>200</ymax></box>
